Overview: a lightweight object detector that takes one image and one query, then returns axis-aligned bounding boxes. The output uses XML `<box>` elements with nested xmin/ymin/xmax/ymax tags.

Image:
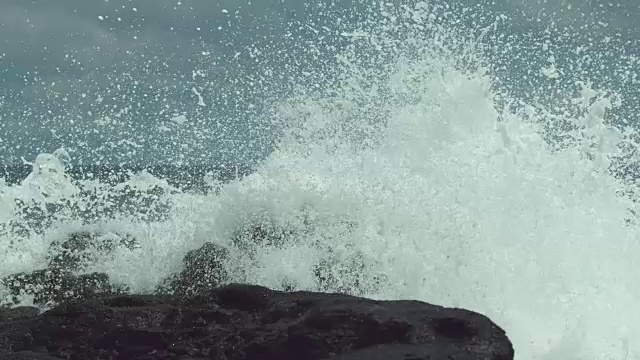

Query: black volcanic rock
<box><xmin>0</xmin><ymin>349</ymin><xmax>63</xmax><ymax>359</ymax></box>
<box><xmin>155</xmin><ymin>242</ymin><xmax>229</xmax><ymax>297</ymax></box>
<box><xmin>48</xmin><ymin>231</ymin><xmax>139</xmax><ymax>272</ymax></box>
<box><xmin>1</xmin><ymin>269</ymin><xmax>128</xmax><ymax>307</ymax></box>
<box><xmin>0</xmin><ymin>283</ymin><xmax>514</xmax><ymax>360</ymax></box>
<box><xmin>0</xmin><ymin>231</ymin><xmax>135</xmax><ymax>307</ymax></box>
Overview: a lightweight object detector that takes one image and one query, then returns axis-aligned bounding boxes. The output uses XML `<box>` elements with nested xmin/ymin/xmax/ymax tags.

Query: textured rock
<box><xmin>0</xmin><ymin>283</ymin><xmax>514</xmax><ymax>360</ymax></box>
<box><xmin>0</xmin><ymin>229</ymin><xmax>387</xmax><ymax>308</ymax></box>
<box><xmin>48</xmin><ymin>231</ymin><xmax>139</xmax><ymax>272</ymax></box>
<box><xmin>0</xmin><ymin>349</ymin><xmax>64</xmax><ymax>359</ymax></box>
<box><xmin>1</xmin><ymin>270</ymin><xmax>127</xmax><ymax>307</ymax></box>
<box><xmin>155</xmin><ymin>242</ymin><xmax>229</xmax><ymax>297</ymax></box>
<box><xmin>0</xmin><ymin>231</ymin><xmax>135</xmax><ymax>307</ymax></box>
<box><xmin>0</xmin><ymin>231</ymin><xmax>514</xmax><ymax>359</ymax></box>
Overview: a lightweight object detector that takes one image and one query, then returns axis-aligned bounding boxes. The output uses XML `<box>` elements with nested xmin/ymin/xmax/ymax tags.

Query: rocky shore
<box><xmin>0</xmin><ymin>232</ymin><xmax>514</xmax><ymax>359</ymax></box>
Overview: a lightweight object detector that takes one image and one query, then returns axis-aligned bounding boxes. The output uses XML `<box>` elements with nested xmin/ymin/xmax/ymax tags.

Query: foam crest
<box><xmin>1</xmin><ymin>2</ymin><xmax>639</xmax><ymax>359</ymax></box>
<box><xmin>19</xmin><ymin>148</ymin><xmax>78</xmax><ymax>203</ymax></box>
<box><xmin>197</xmin><ymin>6</ymin><xmax>640</xmax><ymax>358</ymax></box>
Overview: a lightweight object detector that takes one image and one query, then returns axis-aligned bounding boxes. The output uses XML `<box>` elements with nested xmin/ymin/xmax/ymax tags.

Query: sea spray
<box><xmin>1</xmin><ymin>2</ymin><xmax>639</xmax><ymax>359</ymax></box>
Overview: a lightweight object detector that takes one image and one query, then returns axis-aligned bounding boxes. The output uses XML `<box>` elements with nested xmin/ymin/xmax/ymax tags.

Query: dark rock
<box><xmin>0</xmin><ymin>306</ymin><xmax>40</xmax><ymax>322</ymax></box>
<box><xmin>0</xmin><ymin>231</ymin><xmax>137</xmax><ymax>307</ymax></box>
<box><xmin>0</xmin><ymin>349</ymin><xmax>63</xmax><ymax>359</ymax></box>
<box><xmin>1</xmin><ymin>269</ymin><xmax>128</xmax><ymax>307</ymax></box>
<box><xmin>313</xmin><ymin>248</ymin><xmax>388</xmax><ymax>295</ymax></box>
<box><xmin>155</xmin><ymin>226</ymin><xmax>294</xmax><ymax>297</ymax></box>
<box><xmin>155</xmin><ymin>242</ymin><xmax>229</xmax><ymax>297</ymax></box>
<box><xmin>230</xmin><ymin>224</ymin><xmax>296</xmax><ymax>251</ymax></box>
<box><xmin>0</xmin><ymin>283</ymin><xmax>514</xmax><ymax>360</ymax></box>
<box><xmin>48</xmin><ymin>231</ymin><xmax>139</xmax><ymax>272</ymax></box>
<box><xmin>164</xmin><ymin>222</ymin><xmax>388</xmax><ymax>296</ymax></box>
<box><xmin>323</xmin><ymin>343</ymin><xmax>488</xmax><ymax>360</ymax></box>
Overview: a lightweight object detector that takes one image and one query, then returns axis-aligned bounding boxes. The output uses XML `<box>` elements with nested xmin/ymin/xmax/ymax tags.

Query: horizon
<box><xmin>1</xmin><ymin>0</ymin><xmax>638</xmax><ymax>166</ymax></box>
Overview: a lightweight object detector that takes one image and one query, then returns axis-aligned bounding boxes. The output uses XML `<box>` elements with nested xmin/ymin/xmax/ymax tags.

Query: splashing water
<box><xmin>2</xmin><ymin>2</ymin><xmax>640</xmax><ymax>359</ymax></box>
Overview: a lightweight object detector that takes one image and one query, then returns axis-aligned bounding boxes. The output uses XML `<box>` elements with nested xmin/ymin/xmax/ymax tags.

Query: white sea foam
<box><xmin>1</xmin><ymin>2</ymin><xmax>639</xmax><ymax>359</ymax></box>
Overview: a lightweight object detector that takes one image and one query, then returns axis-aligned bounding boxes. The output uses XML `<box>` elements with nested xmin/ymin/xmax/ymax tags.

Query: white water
<box><xmin>2</xmin><ymin>2</ymin><xmax>640</xmax><ymax>359</ymax></box>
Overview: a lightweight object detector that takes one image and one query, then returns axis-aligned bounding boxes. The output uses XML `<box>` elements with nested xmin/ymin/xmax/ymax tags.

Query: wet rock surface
<box><xmin>0</xmin><ymin>283</ymin><xmax>514</xmax><ymax>359</ymax></box>
<box><xmin>47</xmin><ymin>231</ymin><xmax>139</xmax><ymax>272</ymax></box>
<box><xmin>0</xmin><ymin>232</ymin><xmax>514</xmax><ymax>359</ymax></box>
<box><xmin>1</xmin><ymin>270</ymin><xmax>127</xmax><ymax>307</ymax></box>
<box><xmin>1</xmin><ymin>231</ymin><xmax>133</xmax><ymax>307</ymax></box>
<box><xmin>155</xmin><ymin>242</ymin><xmax>229</xmax><ymax>297</ymax></box>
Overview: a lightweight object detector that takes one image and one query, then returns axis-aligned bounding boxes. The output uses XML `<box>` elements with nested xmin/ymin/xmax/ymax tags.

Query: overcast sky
<box><xmin>0</xmin><ymin>0</ymin><xmax>638</xmax><ymax>167</ymax></box>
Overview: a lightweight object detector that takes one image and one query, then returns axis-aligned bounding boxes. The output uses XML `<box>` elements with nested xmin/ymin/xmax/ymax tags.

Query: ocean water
<box><xmin>1</xmin><ymin>2</ymin><xmax>640</xmax><ymax>359</ymax></box>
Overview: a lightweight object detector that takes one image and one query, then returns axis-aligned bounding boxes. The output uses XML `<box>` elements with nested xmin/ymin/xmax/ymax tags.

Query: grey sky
<box><xmin>0</xmin><ymin>0</ymin><xmax>638</xmax><ymax>166</ymax></box>
<box><xmin>0</xmin><ymin>0</ymin><xmax>299</xmax><ymax>166</ymax></box>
